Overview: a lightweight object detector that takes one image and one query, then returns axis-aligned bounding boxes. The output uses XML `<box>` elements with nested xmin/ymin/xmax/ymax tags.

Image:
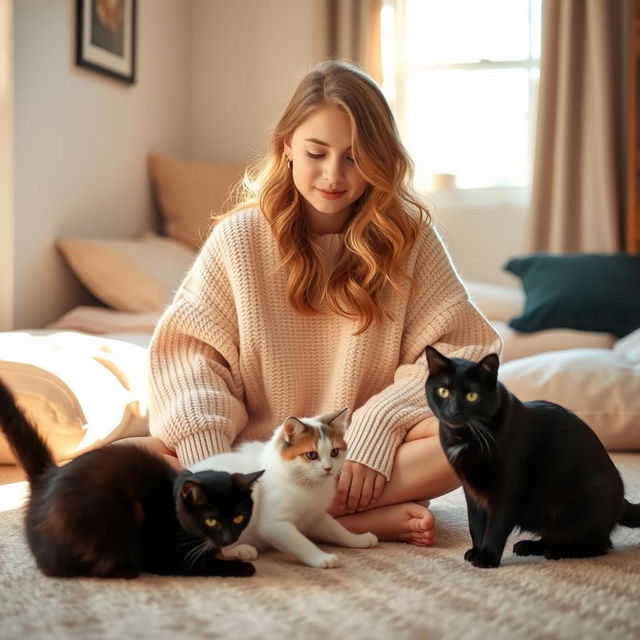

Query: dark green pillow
<box><xmin>504</xmin><ymin>253</ymin><xmax>640</xmax><ymax>338</ymax></box>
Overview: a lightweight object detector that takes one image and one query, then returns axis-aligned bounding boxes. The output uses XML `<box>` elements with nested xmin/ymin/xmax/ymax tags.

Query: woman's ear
<box><xmin>283</xmin><ymin>136</ymin><xmax>292</xmax><ymax>158</ymax></box>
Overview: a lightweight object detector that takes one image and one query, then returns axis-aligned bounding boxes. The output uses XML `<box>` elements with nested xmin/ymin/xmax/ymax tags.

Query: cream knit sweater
<box><xmin>148</xmin><ymin>207</ymin><xmax>502</xmax><ymax>476</ymax></box>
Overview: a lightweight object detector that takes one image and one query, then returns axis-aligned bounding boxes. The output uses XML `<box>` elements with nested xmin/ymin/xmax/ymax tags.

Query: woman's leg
<box><xmin>332</xmin><ymin>417</ymin><xmax>459</xmax><ymax>545</ymax></box>
<box><xmin>113</xmin><ymin>436</ymin><xmax>183</xmax><ymax>470</ymax></box>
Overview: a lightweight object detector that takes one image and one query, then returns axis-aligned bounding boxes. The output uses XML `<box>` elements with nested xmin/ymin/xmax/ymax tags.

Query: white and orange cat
<box><xmin>190</xmin><ymin>409</ymin><xmax>378</xmax><ymax>568</ymax></box>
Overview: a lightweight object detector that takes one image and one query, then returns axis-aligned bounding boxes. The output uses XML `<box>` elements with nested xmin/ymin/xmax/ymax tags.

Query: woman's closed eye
<box><xmin>306</xmin><ymin>151</ymin><xmax>324</xmax><ymax>159</ymax></box>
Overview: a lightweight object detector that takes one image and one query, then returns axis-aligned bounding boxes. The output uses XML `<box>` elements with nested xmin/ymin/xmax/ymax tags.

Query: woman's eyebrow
<box><xmin>304</xmin><ymin>137</ymin><xmax>352</xmax><ymax>151</ymax></box>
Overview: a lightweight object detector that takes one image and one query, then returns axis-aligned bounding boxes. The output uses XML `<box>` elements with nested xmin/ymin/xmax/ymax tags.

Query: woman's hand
<box><xmin>335</xmin><ymin>461</ymin><xmax>386</xmax><ymax>512</ymax></box>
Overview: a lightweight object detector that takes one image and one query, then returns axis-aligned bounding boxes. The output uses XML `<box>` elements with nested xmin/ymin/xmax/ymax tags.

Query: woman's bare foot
<box><xmin>336</xmin><ymin>502</ymin><xmax>436</xmax><ymax>547</ymax></box>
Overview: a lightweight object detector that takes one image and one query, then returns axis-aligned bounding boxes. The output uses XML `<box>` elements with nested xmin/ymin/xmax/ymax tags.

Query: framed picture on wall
<box><xmin>76</xmin><ymin>0</ymin><xmax>137</xmax><ymax>84</ymax></box>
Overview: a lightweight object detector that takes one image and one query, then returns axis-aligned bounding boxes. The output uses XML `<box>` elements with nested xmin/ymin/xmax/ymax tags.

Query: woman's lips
<box><xmin>317</xmin><ymin>188</ymin><xmax>347</xmax><ymax>200</ymax></box>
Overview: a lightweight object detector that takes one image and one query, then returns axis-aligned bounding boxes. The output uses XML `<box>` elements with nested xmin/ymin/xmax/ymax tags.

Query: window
<box><xmin>381</xmin><ymin>0</ymin><xmax>542</xmax><ymax>206</ymax></box>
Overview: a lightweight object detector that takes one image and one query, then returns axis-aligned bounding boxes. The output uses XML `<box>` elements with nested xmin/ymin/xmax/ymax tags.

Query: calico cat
<box><xmin>0</xmin><ymin>378</ymin><xmax>263</xmax><ymax>578</ymax></box>
<box><xmin>190</xmin><ymin>408</ymin><xmax>378</xmax><ymax>568</ymax></box>
<box><xmin>424</xmin><ymin>345</ymin><xmax>640</xmax><ymax>569</ymax></box>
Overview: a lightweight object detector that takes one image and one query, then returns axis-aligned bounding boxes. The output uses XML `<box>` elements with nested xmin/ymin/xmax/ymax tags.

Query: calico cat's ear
<box><xmin>233</xmin><ymin>469</ymin><xmax>265</xmax><ymax>489</ymax></box>
<box><xmin>425</xmin><ymin>346</ymin><xmax>452</xmax><ymax>376</ymax></box>
<box><xmin>179</xmin><ymin>479</ymin><xmax>207</xmax><ymax>507</ymax></box>
<box><xmin>323</xmin><ymin>407</ymin><xmax>349</xmax><ymax>431</ymax></box>
<box><xmin>474</xmin><ymin>353</ymin><xmax>500</xmax><ymax>379</ymax></box>
<box><xmin>282</xmin><ymin>417</ymin><xmax>307</xmax><ymax>444</ymax></box>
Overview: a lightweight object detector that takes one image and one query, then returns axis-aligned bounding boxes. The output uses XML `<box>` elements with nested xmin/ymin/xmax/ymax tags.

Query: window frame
<box><xmin>382</xmin><ymin>0</ymin><xmax>541</xmax><ymax>210</ymax></box>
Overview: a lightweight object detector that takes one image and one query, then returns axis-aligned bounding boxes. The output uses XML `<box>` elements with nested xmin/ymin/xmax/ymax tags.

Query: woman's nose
<box><xmin>323</xmin><ymin>159</ymin><xmax>342</xmax><ymax>181</ymax></box>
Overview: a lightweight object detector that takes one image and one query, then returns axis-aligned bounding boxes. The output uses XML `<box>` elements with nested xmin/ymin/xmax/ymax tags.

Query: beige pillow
<box><xmin>499</xmin><ymin>348</ymin><xmax>640</xmax><ymax>450</ymax></box>
<box><xmin>57</xmin><ymin>232</ymin><xmax>196</xmax><ymax>312</ymax></box>
<box><xmin>148</xmin><ymin>152</ymin><xmax>244</xmax><ymax>249</ymax></box>
<box><xmin>0</xmin><ymin>331</ymin><xmax>150</xmax><ymax>464</ymax></box>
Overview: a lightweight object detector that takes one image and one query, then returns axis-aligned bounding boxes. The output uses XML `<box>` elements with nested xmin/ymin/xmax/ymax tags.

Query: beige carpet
<box><xmin>1</xmin><ymin>454</ymin><xmax>639</xmax><ymax>640</ymax></box>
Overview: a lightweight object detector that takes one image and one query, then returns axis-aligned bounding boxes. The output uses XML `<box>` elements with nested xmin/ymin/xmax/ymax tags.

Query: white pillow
<box><xmin>464</xmin><ymin>280</ymin><xmax>524</xmax><ymax>323</ymax></box>
<box><xmin>57</xmin><ymin>232</ymin><xmax>196</xmax><ymax>312</ymax></box>
<box><xmin>499</xmin><ymin>348</ymin><xmax>640</xmax><ymax>450</ymax></box>
<box><xmin>493</xmin><ymin>321</ymin><xmax>616</xmax><ymax>362</ymax></box>
<box><xmin>0</xmin><ymin>331</ymin><xmax>150</xmax><ymax>464</ymax></box>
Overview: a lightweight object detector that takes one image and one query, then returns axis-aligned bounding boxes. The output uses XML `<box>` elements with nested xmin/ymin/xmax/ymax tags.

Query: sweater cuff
<box><xmin>345</xmin><ymin>417</ymin><xmax>406</xmax><ymax>480</ymax></box>
<box><xmin>175</xmin><ymin>430</ymin><xmax>232</xmax><ymax>467</ymax></box>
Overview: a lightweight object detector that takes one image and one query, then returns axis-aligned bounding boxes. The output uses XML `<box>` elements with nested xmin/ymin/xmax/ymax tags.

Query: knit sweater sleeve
<box><xmin>148</xmin><ymin>228</ymin><xmax>248</xmax><ymax>467</ymax></box>
<box><xmin>345</xmin><ymin>226</ymin><xmax>503</xmax><ymax>479</ymax></box>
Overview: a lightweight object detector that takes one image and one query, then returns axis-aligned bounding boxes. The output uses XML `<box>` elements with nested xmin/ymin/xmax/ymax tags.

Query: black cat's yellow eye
<box><xmin>305</xmin><ymin>451</ymin><xmax>319</xmax><ymax>460</ymax></box>
<box><xmin>437</xmin><ymin>387</ymin><xmax>450</xmax><ymax>399</ymax></box>
<box><xmin>233</xmin><ymin>515</ymin><xmax>244</xmax><ymax>524</ymax></box>
<box><xmin>330</xmin><ymin>448</ymin><xmax>340</xmax><ymax>457</ymax></box>
<box><xmin>465</xmin><ymin>391</ymin><xmax>479</xmax><ymax>403</ymax></box>
<box><xmin>205</xmin><ymin>518</ymin><xmax>218</xmax><ymax>528</ymax></box>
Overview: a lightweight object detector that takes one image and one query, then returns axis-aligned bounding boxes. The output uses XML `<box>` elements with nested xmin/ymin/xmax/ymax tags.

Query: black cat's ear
<box><xmin>179</xmin><ymin>479</ymin><xmax>207</xmax><ymax>507</ymax></box>
<box><xmin>233</xmin><ymin>469</ymin><xmax>264</xmax><ymax>489</ymax></box>
<box><xmin>425</xmin><ymin>346</ymin><xmax>452</xmax><ymax>377</ymax></box>
<box><xmin>475</xmin><ymin>353</ymin><xmax>500</xmax><ymax>379</ymax></box>
<box><xmin>282</xmin><ymin>417</ymin><xmax>307</xmax><ymax>444</ymax></box>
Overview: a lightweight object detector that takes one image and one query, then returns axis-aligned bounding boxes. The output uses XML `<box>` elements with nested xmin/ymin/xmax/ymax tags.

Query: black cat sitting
<box><xmin>0</xmin><ymin>378</ymin><xmax>263</xmax><ymax>578</ymax></box>
<box><xmin>425</xmin><ymin>345</ymin><xmax>640</xmax><ymax>569</ymax></box>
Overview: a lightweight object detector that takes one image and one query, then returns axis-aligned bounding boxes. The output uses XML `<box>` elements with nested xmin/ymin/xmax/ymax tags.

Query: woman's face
<box><xmin>284</xmin><ymin>104</ymin><xmax>368</xmax><ymax>234</ymax></box>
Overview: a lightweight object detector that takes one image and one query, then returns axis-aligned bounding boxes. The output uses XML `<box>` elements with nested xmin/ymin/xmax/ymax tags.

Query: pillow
<box><xmin>505</xmin><ymin>253</ymin><xmax>640</xmax><ymax>338</ymax></box>
<box><xmin>464</xmin><ymin>280</ymin><xmax>524</xmax><ymax>323</ymax></box>
<box><xmin>148</xmin><ymin>152</ymin><xmax>244</xmax><ymax>249</ymax></box>
<box><xmin>500</xmin><ymin>348</ymin><xmax>640</xmax><ymax>450</ymax></box>
<box><xmin>491</xmin><ymin>321</ymin><xmax>615</xmax><ymax>363</ymax></box>
<box><xmin>0</xmin><ymin>331</ymin><xmax>150</xmax><ymax>464</ymax></box>
<box><xmin>57</xmin><ymin>232</ymin><xmax>196</xmax><ymax>312</ymax></box>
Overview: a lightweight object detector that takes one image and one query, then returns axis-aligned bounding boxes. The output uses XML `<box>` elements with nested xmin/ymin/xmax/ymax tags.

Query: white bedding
<box><xmin>0</xmin><ymin>308</ymin><xmax>156</xmax><ymax>464</ymax></box>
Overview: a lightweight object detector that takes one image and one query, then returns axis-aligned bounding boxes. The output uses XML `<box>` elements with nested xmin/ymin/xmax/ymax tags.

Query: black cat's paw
<box><xmin>228</xmin><ymin>560</ymin><xmax>256</xmax><ymax>577</ymax></box>
<box><xmin>464</xmin><ymin>547</ymin><xmax>480</xmax><ymax>563</ymax></box>
<box><xmin>513</xmin><ymin>540</ymin><xmax>545</xmax><ymax>557</ymax></box>
<box><xmin>543</xmin><ymin>547</ymin><xmax>562</xmax><ymax>561</ymax></box>
<box><xmin>471</xmin><ymin>550</ymin><xmax>500</xmax><ymax>569</ymax></box>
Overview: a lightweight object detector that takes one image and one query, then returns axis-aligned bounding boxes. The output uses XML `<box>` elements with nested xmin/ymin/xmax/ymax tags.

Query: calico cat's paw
<box><xmin>307</xmin><ymin>552</ymin><xmax>341</xmax><ymax>569</ymax></box>
<box><xmin>470</xmin><ymin>550</ymin><xmax>500</xmax><ymax>569</ymax></box>
<box><xmin>222</xmin><ymin>544</ymin><xmax>258</xmax><ymax>561</ymax></box>
<box><xmin>347</xmin><ymin>532</ymin><xmax>378</xmax><ymax>548</ymax></box>
<box><xmin>463</xmin><ymin>547</ymin><xmax>479</xmax><ymax>562</ymax></box>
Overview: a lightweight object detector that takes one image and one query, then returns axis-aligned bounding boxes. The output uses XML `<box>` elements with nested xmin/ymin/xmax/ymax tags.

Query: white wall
<box><xmin>0</xmin><ymin>0</ymin><xmax>13</xmax><ymax>330</ymax></box>
<box><xmin>189</xmin><ymin>0</ymin><xmax>326</xmax><ymax>165</ymax></box>
<box><xmin>11</xmin><ymin>0</ymin><xmax>191</xmax><ymax>328</ymax></box>
<box><xmin>433</xmin><ymin>204</ymin><xmax>527</xmax><ymax>287</ymax></box>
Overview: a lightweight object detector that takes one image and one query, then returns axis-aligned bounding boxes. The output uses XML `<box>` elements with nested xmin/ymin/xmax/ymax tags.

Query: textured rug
<box><xmin>1</xmin><ymin>454</ymin><xmax>639</xmax><ymax>640</ymax></box>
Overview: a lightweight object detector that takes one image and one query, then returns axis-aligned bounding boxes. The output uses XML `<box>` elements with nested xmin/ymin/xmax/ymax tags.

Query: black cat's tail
<box><xmin>619</xmin><ymin>499</ymin><xmax>640</xmax><ymax>528</ymax></box>
<box><xmin>0</xmin><ymin>377</ymin><xmax>55</xmax><ymax>482</ymax></box>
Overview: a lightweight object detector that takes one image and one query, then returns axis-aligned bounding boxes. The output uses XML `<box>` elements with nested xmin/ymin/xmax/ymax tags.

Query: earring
<box><xmin>286</xmin><ymin>159</ymin><xmax>292</xmax><ymax>171</ymax></box>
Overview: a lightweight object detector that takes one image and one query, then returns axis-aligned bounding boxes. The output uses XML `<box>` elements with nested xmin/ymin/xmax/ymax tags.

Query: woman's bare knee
<box><xmin>404</xmin><ymin>416</ymin><xmax>439</xmax><ymax>442</ymax></box>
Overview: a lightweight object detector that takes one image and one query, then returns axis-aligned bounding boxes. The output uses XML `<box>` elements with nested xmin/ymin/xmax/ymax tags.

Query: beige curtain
<box><xmin>323</xmin><ymin>0</ymin><xmax>383</xmax><ymax>84</ymax></box>
<box><xmin>528</xmin><ymin>0</ymin><xmax>626</xmax><ymax>253</ymax></box>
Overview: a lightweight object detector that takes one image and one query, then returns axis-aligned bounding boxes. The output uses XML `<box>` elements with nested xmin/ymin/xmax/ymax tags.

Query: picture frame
<box><xmin>76</xmin><ymin>0</ymin><xmax>137</xmax><ymax>84</ymax></box>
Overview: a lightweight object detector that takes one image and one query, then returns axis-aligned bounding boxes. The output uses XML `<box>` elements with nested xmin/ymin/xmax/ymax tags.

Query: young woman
<box><xmin>141</xmin><ymin>60</ymin><xmax>501</xmax><ymax>546</ymax></box>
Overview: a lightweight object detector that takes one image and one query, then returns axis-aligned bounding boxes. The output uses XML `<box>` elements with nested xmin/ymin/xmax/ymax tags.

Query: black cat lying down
<box><xmin>425</xmin><ymin>346</ymin><xmax>640</xmax><ymax>569</ymax></box>
<box><xmin>0</xmin><ymin>378</ymin><xmax>262</xmax><ymax>578</ymax></box>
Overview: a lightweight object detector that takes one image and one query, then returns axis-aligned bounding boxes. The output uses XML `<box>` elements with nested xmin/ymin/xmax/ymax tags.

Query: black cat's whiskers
<box><xmin>467</xmin><ymin>418</ymin><xmax>499</xmax><ymax>458</ymax></box>
<box><xmin>184</xmin><ymin>539</ymin><xmax>214</xmax><ymax>571</ymax></box>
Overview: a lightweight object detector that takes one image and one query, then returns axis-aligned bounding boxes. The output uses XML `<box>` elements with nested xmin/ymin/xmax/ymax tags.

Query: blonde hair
<box><xmin>222</xmin><ymin>60</ymin><xmax>430</xmax><ymax>334</ymax></box>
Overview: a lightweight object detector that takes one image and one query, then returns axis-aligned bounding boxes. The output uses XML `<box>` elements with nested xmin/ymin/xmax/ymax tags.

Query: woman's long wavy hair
<box><xmin>221</xmin><ymin>60</ymin><xmax>431</xmax><ymax>334</ymax></box>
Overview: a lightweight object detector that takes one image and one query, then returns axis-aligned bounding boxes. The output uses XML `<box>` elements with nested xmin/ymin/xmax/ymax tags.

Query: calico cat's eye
<box><xmin>465</xmin><ymin>391</ymin><xmax>479</xmax><ymax>403</ymax></box>
<box><xmin>233</xmin><ymin>515</ymin><xmax>244</xmax><ymax>524</ymax></box>
<box><xmin>205</xmin><ymin>518</ymin><xmax>218</xmax><ymax>528</ymax></box>
<box><xmin>330</xmin><ymin>448</ymin><xmax>340</xmax><ymax>457</ymax></box>
<box><xmin>305</xmin><ymin>451</ymin><xmax>319</xmax><ymax>460</ymax></box>
<box><xmin>437</xmin><ymin>387</ymin><xmax>450</xmax><ymax>399</ymax></box>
